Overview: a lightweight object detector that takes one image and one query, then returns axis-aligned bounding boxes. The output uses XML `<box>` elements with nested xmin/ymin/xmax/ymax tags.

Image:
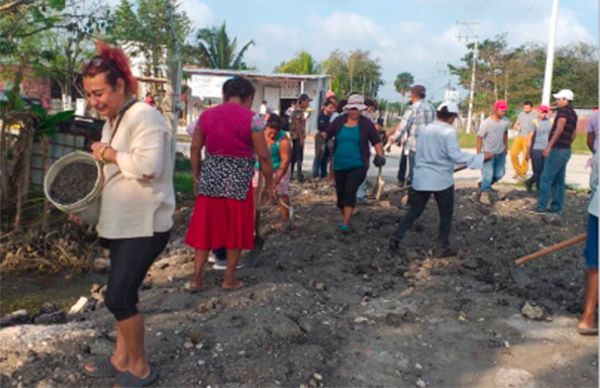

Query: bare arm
<box><xmin>476</xmin><ymin>136</ymin><xmax>483</xmax><ymax>154</ymax></box>
<box><xmin>503</xmin><ymin>131</ymin><xmax>508</xmax><ymax>152</ymax></box>
<box><xmin>190</xmin><ymin>122</ymin><xmax>205</xmax><ymax>193</ymax></box>
<box><xmin>587</xmin><ymin>132</ymin><xmax>596</xmax><ymax>153</ymax></box>
<box><xmin>273</xmin><ymin>137</ymin><xmax>291</xmax><ymax>187</ymax></box>
<box><xmin>253</xmin><ymin>131</ymin><xmax>274</xmax><ymax>191</ymax></box>
<box><xmin>544</xmin><ymin>117</ymin><xmax>566</xmax><ymax>156</ymax></box>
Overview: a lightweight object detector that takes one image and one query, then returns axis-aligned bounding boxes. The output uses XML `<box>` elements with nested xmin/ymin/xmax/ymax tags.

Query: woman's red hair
<box><xmin>82</xmin><ymin>41</ymin><xmax>138</xmax><ymax>96</ymax></box>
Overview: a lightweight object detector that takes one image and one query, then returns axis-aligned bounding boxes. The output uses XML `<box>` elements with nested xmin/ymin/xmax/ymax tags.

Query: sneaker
<box><xmin>208</xmin><ymin>253</ymin><xmax>217</xmax><ymax>264</ymax></box>
<box><xmin>212</xmin><ymin>259</ymin><xmax>245</xmax><ymax>270</ymax></box>
<box><xmin>479</xmin><ymin>192</ymin><xmax>492</xmax><ymax>206</ymax></box>
<box><xmin>338</xmin><ymin>223</ymin><xmax>350</xmax><ymax>234</ymax></box>
<box><xmin>433</xmin><ymin>245</ymin><xmax>457</xmax><ymax>258</ymax></box>
<box><xmin>525</xmin><ymin>179</ymin><xmax>534</xmax><ymax>194</ymax></box>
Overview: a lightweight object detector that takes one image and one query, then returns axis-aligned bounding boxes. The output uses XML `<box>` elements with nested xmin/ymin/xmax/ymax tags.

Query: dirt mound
<box><xmin>0</xmin><ymin>180</ymin><xmax>596</xmax><ymax>387</ymax></box>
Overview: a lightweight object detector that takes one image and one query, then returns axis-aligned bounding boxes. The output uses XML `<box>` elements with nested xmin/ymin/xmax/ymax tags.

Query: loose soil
<box><xmin>0</xmin><ymin>180</ymin><xmax>597</xmax><ymax>387</ymax></box>
<box><xmin>49</xmin><ymin>162</ymin><xmax>97</xmax><ymax>205</ymax></box>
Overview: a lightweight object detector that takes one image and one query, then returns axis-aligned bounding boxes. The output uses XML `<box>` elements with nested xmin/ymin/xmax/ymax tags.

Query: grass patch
<box><xmin>174</xmin><ymin>172</ymin><xmax>194</xmax><ymax>196</ymax></box>
<box><xmin>457</xmin><ymin>131</ymin><xmax>591</xmax><ymax>154</ymax></box>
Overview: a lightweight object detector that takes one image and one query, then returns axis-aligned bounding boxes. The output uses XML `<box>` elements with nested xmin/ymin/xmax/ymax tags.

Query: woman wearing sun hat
<box><xmin>325</xmin><ymin>94</ymin><xmax>385</xmax><ymax>233</ymax></box>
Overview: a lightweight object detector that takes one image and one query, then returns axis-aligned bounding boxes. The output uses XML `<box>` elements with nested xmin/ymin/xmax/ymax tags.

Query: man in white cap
<box><xmin>535</xmin><ymin>89</ymin><xmax>578</xmax><ymax>216</ymax></box>
<box><xmin>389</xmin><ymin>101</ymin><xmax>493</xmax><ymax>257</ymax></box>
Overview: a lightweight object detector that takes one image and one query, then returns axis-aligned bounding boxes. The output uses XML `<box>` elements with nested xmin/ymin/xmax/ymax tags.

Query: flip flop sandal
<box><xmin>222</xmin><ymin>281</ymin><xmax>244</xmax><ymax>291</ymax></box>
<box><xmin>115</xmin><ymin>367</ymin><xmax>159</xmax><ymax>387</ymax></box>
<box><xmin>577</xmin><ymin>326</ymin><xmax>598</xmax><ymax>336</ymax></box>
<box><xmin>183</xmin><ymin>281</ymin><xmax>202</xmax><ymax>294</ymax></box>
<box><xmin>82</xmin><ymin>357</ymin><xmax>118</xmax><ymax>378</ymax></box>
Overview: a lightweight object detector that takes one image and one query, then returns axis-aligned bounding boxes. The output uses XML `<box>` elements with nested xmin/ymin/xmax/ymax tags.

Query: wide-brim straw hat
<box><xmin>344</xmin><ymin>94</ymin><xmax>367</xmax><ymax>111</ymax></box>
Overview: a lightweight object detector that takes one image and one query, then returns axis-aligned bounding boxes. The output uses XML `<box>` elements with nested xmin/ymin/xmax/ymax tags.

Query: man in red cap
<box><xmin>476</xmin><ymin>100</ymin><xmax>510</xmax><ymax>205</ymax></box>
<box><xmin>525</xmin><ymin>105</ymin><xmax>552</xmax><ymax>192</ymax></box>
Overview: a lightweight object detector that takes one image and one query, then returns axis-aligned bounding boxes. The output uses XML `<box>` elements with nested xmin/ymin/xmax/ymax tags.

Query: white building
<box><xmin>182</xmin><ymin>68</ymin><xmax>330</xmax><ymax>133</ymax></box>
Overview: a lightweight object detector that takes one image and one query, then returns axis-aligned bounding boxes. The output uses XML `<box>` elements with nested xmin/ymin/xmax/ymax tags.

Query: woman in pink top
<box><xmin>185</xmin><ymin>77</ymin><xmax>273</xmax><ymax>290</ymax></box>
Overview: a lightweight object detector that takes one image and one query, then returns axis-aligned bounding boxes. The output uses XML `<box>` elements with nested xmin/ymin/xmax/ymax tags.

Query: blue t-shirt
<box><xmin>334</xmin><ymin>125</ymin><xmax>363</xmax><ymax>171</ymax></box>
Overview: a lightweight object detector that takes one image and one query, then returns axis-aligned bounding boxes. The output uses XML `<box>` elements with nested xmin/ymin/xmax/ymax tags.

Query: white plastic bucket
<box><xmin>44</xmin><ymin>151</ymin><xmax>103</xmax><ymax>225</ymax></box>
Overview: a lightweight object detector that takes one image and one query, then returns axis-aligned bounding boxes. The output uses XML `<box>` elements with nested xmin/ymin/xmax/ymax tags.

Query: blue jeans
<box><xmin>481</xmin><ymin>152</ymin><xmax>506</xmax><ymax>192</ymax></box>
<box><xmin>537</xmin><ymin>148</ymin><xmax>571</xmax><ymax>213</ymax></box>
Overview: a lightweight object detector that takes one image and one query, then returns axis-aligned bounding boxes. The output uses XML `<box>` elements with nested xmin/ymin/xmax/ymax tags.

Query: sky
<box><xmin>133</xmin><ymin>0</ymin><xmax>599</xmax><ymax>101</ymax></box>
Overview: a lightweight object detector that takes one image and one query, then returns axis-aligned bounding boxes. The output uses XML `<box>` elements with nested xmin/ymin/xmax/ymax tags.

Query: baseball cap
<box><xmin>298</xmin><ymin>93</ymin><xmax>312</xmax><ymax>102</ymax></box>
<box><xmin>537</xmin><ymin>105</ymin><xmax>550</xmax><ymax>113</ymax></box>
<box><xmin>325</xmin><ymin>90</ymin><xmax>336</xmax><ymax>98</ymax></box>
<box><xmin>437</xmin><ymin>101</ymin><xmax>459</xmax><ymax>115</ymax></box>
<box><xmin>494</xmin><ymin>99</ymin><xmax>508</xmax><ymax>111</ymax></box>
<box><xmin>552</xmin><ymin>89</ymin><xmax>574</xmax><ymax>101</ymax></box>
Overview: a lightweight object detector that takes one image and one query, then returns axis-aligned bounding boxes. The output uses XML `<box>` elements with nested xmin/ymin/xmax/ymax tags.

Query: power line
<box><xmin>502</xmin><ymin>0</ymin><xmax>540</xmax><ymax>36</ymax></box>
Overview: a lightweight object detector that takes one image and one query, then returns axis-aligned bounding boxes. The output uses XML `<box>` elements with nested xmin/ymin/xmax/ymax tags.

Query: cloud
<box><xmin>243</xmin><ymin>12</ymin><xmax>467</xmax><ymax>100</ymax></box>
<box><xmin>180</xmin><ymin>0</ymin><xmax>214</xmax><ymax>32</ymax></box>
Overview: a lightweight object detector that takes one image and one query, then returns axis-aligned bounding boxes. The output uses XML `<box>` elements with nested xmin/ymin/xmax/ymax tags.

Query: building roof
<box><xmin>183</xmin><ymin>68</ymin><xmax>329</xmax><ymax>81</ymax></box>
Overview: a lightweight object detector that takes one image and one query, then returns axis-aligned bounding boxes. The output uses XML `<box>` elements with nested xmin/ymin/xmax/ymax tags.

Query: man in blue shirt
<box><xmin>389</xmin><ymin>101</ymin><xmax>493</xmax><ymax>257</ymax></box>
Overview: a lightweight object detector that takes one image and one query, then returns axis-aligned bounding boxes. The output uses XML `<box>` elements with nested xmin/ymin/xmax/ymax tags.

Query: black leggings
<box><xmin>334</xmin><ymin>167</ymin><xmax>367</xmax><ymax>209</ymax></box>
<box><xmin>392</xmin><ymin>186</ymin><xmax>454</xmax><ymax>247</ymax></box>
<box><xmin>102</xmin><ymin>231</ymin><xmax>170</xmax><ymax>321</ymax></box>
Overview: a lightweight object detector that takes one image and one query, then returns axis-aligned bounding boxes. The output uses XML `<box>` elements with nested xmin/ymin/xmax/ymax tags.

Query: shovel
<box><xmin>371</xmin><ymin>166</ymin><xmax>386</xmax><ymax>200</ymax></box>
<box><xmin>509</xmin><ymin>233</ymin><xmax>587</xmax><ymax>287</ymax></box>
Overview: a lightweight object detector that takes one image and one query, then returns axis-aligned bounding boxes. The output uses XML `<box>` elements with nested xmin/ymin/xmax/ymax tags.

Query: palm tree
<box><xmin>394</xmin><ymin>72</ymin><xmax>414</xmax><ymax>96</ymax></box>
<box><xmin>195</xmin><ymin>22</ymin><xmax>254</xmax><ymax>69</ymax></box>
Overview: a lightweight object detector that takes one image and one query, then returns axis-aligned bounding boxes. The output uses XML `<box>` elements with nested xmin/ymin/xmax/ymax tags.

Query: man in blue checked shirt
<box><xmin>389</xmin><ymin>84</ymin><xmax>436</xmax><ymax>186</ymax></box>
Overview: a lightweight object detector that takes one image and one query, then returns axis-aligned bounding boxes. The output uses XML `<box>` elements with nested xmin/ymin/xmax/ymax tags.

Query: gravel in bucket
<box><xmin>49</xmin><ymin>161</ymin><xmax>98</xmax><ymax>205</ymax></box>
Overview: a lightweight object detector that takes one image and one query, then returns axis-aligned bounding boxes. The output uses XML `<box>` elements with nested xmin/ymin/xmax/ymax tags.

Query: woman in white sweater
<box><xmin>77</xmin><ymin>42</ymin><xmax>174</xmax><ymax>387</ymax></box>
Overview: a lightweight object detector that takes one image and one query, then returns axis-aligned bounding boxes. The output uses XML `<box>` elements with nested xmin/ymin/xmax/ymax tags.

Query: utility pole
<box><xmin>456</xmin><ymin>21</ymin><xmax>479</xmax><ymax>134</ymax></box>
<box><xmin>542</xmin><ymin>0</ymin><xmax>559</xmax><ymax>105</ymax></box>
<box><xmin>165</xmin><ymin>0</ymin><xmax>182</xmax><ymax>161</ymax></box>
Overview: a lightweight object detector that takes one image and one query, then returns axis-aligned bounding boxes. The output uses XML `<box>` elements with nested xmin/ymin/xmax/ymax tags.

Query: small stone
<box><xmin>68</xmin><ymin>297</ymin><xmax>89</xmax><ymax>315</ymax></box>
<box><xmin>197</xmin><ymin>360</ymin><xmax>205</xmax><ymax>366</ymax></box>
<box><xmin>0</xmin><ymin>309</ymin><xmax>30</xmax><ymax>327</ymax></box>
<box><xmin>504</xmin><ymin>341</ymin><xmax>510</xmax><ymax>348</ymax></box>
<box><xmin>33</xmin><ymin>311</ymin><xmax>66</xmax><ymax>325</ymax></box>
<box><xmin>315</xmin><ymin>282</ymin><xmax>326</xmax><ymax>291</ymax></box>
<box><xmin>416</xmin><ymin>377</ymin><xmax>427</xmax><ymax>387</ymax></box>
<box><xmin>415</xmin><ymin>363</ymin><xmax>422</xmax><ymax>370</ymax></box>
<box><xmin>313</xmin><ymin>373</ymin><xmax>322</xmax><ymax>381</ymax></box>
<box><xmin>93</xmin><ymin>258</ymin><xmax>110</xmax><ymax>272</ymax></box>
<box><xmin>354</xmin><ymin>316</ymin><xmax>369</xmax><ymax>324</ymax></box>
<box><xmin>184</xmin><ymin>341</ymin><xmax>194</xmax><ymax>349</ymax></box>
<box><xmin>521</xmin><ymin>301</ymin><xmax>545</xmax><ymax>320</ymax></box>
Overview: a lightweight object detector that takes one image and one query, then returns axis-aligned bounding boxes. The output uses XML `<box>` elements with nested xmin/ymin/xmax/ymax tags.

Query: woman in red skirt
<box><xmin>185</xmin><ymin>77</ymin><xmax>273</xmax><ymax>290</ymax></box>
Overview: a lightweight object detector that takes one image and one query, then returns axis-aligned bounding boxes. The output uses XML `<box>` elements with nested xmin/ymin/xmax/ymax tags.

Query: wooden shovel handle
<box><xmin>515</xmin><ymin>233</ymin><xmax>587</xmax><ymax>266</ymax></box>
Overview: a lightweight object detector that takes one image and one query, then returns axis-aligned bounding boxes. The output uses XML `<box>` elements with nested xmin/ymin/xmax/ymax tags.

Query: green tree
<box><xmin>195</xmin><ymin>22</ymin><xmax>254</xmax><ymax>70</ymax></box>
<box><xmin>449</xmin><ymin>35</ymin><xmax>598</xmax><ymax>112</ymax></box>
<box><xmin>133</xmin><ymin>0</ymin><xmax>191</xmax><ymax>77</ymax></box>
<box><xmin>274</xmin><ymin>51</ymin><xmax>320</xmax><ymax>74</ymax></box>
<box><xmin>107</xmin><ymin>0</ymin><xmax>139</xmax><ymax>43</ymax></box>
<box><xmin>322</xmin><ymin>49</ymin><xmax>382</xmax><ymax>98</ymax></box>
<box><xmin>394</xmin><ymin>72</ymin><xmax>414</xmax><ymax>95</ymax></box>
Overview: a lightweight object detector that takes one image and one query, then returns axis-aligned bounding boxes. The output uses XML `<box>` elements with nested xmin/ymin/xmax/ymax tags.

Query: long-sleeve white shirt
<box><xmin>97</xmin><ymin>102</ymin><xmax>175</xmax><ymax>239</ymax></box>
<box><xmin>412</xmin><ymin>120</ymin><xmax>484</xmax><ymax>191</ymax></box>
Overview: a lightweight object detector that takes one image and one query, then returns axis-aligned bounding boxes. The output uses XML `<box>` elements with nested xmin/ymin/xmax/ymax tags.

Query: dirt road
<box><xmin>0</xmin><ymin>180</ymin><xmax>597</xmax><ymax>387</ymax></box>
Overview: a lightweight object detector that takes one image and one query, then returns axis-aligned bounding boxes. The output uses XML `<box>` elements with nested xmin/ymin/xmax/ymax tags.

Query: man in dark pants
<box><xmin>290</xmin><ymin>93</ymin><xmax>312</xmax><ymax>181</ymax></box>
<box><xmin>389</xmin><ymin>101</ymin><xmax>492</xmax><ymax>256</ymax></box>
<box><xmin>313</xmin><ymin>98</ymin><xmax>337</xmax><ymax>178</ymax></box>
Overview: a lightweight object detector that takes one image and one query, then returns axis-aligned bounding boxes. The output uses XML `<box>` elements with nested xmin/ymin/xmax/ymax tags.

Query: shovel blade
<box><xmin>510</xmin><ymin>263</ymin><xmax>533</xmax><ymax>288</ymax></box>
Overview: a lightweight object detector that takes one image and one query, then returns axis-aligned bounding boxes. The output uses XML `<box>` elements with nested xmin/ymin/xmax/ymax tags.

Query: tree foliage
<box><xmin>449</xmin><ymin>34</ymin><xmax>598</xmax><ymax>111</ymax></box>
<box><xmin>195</xmin><ymin>22</ymin><xmax>254</xmax><ymax>70</ymax></box>
<box><xmin>322</xmin><ymin>49</ymin><xmax>383</xmax><ymax>99</ymax></box>
<box><xmin>274</xmin><ymin>51</ymin><xmax>320</xmax><ymax>74</ymax></box>
<box><xmin>394</xmin><ymin>72</ymin><xmax>414</xmax><ymax>96</ymax></box>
